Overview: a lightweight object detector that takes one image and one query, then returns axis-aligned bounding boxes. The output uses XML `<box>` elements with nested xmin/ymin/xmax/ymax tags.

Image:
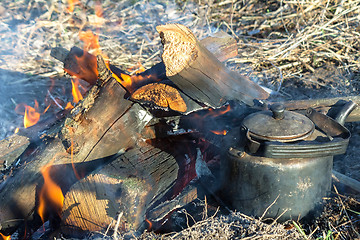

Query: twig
<box><xmin>113</xmin><ymin>211</ymin><xmax>123</xmax><ymax>239</ymax></box>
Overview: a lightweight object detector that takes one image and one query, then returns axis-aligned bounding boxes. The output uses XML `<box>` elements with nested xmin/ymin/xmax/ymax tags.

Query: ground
<box><xmin>0</xmin><ymin>0</ymin><xmax>359</xmax><ymax>239</ymax></box>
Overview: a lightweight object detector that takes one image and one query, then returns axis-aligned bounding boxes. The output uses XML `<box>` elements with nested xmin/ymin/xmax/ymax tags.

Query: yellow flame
<box><xmin>71</xmin><ymin>79</ymin><xmax>83</xmax><ymax>104</ymax></box>
<box><xmin>38</xmin><ymin>164</ymin><xmax>64</xmax><ymax>223</ymax></box>
<box><xmin>0</xmin><ymin>233</ymin><xmax>10</xmax><ymax>240</ymax></box>
<box><xmin>24</xmin><ymin>100</ymin><xmax>41</xmax><ymax>128</ymax></box>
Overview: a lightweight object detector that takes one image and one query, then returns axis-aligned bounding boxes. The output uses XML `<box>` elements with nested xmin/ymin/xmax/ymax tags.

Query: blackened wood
<box><xmin>59</xmin><ymin>57</ymin><xmax>152</xmax><ymax>163</ymax></box>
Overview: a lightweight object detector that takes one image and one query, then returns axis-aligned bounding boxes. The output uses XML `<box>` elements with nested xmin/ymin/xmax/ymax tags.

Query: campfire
<box><xmin>0</xmin><ymin>0</ymin><xmax>360</xmax><ymax>239</ymax></box>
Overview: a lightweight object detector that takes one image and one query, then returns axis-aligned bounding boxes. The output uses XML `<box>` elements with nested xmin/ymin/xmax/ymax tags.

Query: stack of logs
<box><xmin>0</xmin><ymin>23</ymin><xmax>360</xmax><ymax>238</ymax></box>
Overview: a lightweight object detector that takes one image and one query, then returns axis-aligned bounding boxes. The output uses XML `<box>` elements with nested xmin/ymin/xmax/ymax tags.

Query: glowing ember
<box><xmin>71</xmin><ymin>79</ymin><xmax>83</xmax><ymax>103</ymax></box>
<box><xmin>24</xmin><ymin>100</ymin><xmax>41</xmax><ymax>128</ymax></box>
<box><xmin>14</xmin><ymin>128</ymin><xmax>19</xmax><ymax>134</ymax></box>
<box><xmin>210</xmin><ymin>130</ymin><xmax>227</xmax><ymax>135</ymax></box>
<box><xmin>38</xmin><ymin>164</ymin><xmax>64</xmax><ymax>223</ymax></box>
<box><xmin>0</xmin><ymin>233</ymin><xmax>10</xmax><ymax>240</ymax></box>
<box><xmin>145</xmin><ymin>218</ymin><xmax>152</xmax><ymax>231</ymax></box>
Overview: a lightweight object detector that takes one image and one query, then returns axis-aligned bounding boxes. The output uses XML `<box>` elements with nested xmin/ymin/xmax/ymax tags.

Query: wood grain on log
<box><xmin>156</xmin><ymin>23</ymin><xmax>269</xmax><ymax>108</ymax></box>
<box><xmin>62</xmin><ymin>141</ymin><xmax>179</xmax><ymax>234</ymax></box>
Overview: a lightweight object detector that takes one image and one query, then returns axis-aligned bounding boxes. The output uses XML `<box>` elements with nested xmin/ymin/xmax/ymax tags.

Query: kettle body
<box><xmin>223</xmin><ymin>147</ymin><xmax>332</xmax><ymax>221</ymax></box>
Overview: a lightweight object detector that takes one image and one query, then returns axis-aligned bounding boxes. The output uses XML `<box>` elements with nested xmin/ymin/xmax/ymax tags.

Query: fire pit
<box><xmin>0</xmin><ymin>0</ymin><xmax>360</xmax><ymax>239</ymax></box>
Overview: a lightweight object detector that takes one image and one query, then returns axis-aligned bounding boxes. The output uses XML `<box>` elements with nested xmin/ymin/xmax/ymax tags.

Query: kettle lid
<box><xmin>242</xmin><ymin>104</ymin><xmax>315</xmax><ymax>142</ymax></box>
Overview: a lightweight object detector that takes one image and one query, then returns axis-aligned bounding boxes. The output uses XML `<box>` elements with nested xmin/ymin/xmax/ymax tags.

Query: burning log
<box><xmin>2</xmin><ymin>22</ymin><xmax>360</xmax><ymax>238</ymax></box>
<box><xmin>0</xmin><ymin>56</ymin><xmax>152</xmax><ymax>235</ymax></box>
<box><xmin>62</xmin><ymin>141</ymin><xmax>180</xmax><ymax>235</ymax></box>
<box><xmin>156</xmin><ymin>23</ymin><xmax>269</xmax><ymax>108</ymax></box>
<box><xmin>0</xmin><ymin>31</ymin><xmax>240</xmax><ymax>236</ymax></box>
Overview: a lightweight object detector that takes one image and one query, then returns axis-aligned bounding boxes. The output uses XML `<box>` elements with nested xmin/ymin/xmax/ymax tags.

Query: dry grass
<box><xmin>0</xmin><ymin>0</ymin><xmax>360</xmax><ymax>239</ymax></box>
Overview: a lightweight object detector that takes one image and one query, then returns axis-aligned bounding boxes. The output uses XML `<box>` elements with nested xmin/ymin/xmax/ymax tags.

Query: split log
<box><xmin>61</xmin><ymin>141</ymin><xmax>179</xmax><ymax>235</ymax></box>
<box><xmin>156</xmin><ymin>23</ymin><xmax>269</xmax><ymax>108</ymax></box>
<box><xmin>59</xmin><ymin>56</ymin><xmax>152</xmax><ymax>163</ymax></box>
<box><xmin>0</xmin><ymin>134</ymin><xmax>29</xmax><ymax>171</ymax></box>
<box><xmin>51</xmin><ymin>31</ymin><xmax>238</xmax><ymax>93</ymax></box>
<box><xmin>60</xmin><ymin>133</ymin><xmax>210</xmax><ymax>235</ymax></box>
<box><xmin>0</xmin><ymin>57</ymin><xmax>151</xmax><ymax>234</ymax></box>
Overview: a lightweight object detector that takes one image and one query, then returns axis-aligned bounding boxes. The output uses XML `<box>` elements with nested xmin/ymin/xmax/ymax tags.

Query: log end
<box><xmin>156</xmin><ymin>24</ymin><xmax>198</xmax><ymax>77</ymax></box>
<box><xmin>131</xmin><ymin>83</ymin><xmax>187</xmax><ymax>113</ymax></box>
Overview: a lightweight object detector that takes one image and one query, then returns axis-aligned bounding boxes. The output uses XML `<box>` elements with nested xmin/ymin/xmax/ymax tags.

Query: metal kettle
<box><xmin>221</xmin><ymin>102</ymin><xmax>356</xmax><ymax>221</ymax></box>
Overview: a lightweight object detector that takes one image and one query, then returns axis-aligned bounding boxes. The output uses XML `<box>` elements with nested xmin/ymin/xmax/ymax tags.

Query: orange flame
<box><xmin>119</xmin><ymin>73</ymin><xmax>133</xmax><ymax>88</ymax></box>
<box><xmin>71</xmin><ymin>79</ymin><xmax>83</xmax><ymax>103</ymax></box>
<box><xmin>79</xmin><ymin>30</ymin><xmax>103</xmax><ymax>58</ymax></box>
<box><xmin>67</xmin><ymin>0</ymin><xmax>79</xmax><ymax>13</ymax></box>
<box><xmin>24</xmin><ymin>100</ymin><xmax>41</xmax><ymax>128</ymax></box>
<box><xmin>145</xmin><ymin>218</ymin><xmax>152</xmax><ymax>231</ymax></box>
<box><xmin>211</xmin><ymin>130</ymin><xmax>228</xmax><ymax>135</ymax></box>
<box><xmin>65</xmin><ymin>102</ymin><xmax>74</xmax><ymax>110</ymax></box>
<box><xmin>136</xmin><ymin>64</ymin><xmax>146</xmax><ymax>74</ymax></box>
<box><xmin>38</xmin><ymin>164</ymin><xmax>64</xmax><ymax>223</ymax></box>
<box><xmin>95</xmin><ymin>1</ymin><xmax>103</xmax><ymax>18</ymax></box>
<box><xmin>193</xmin><ymin>104</ymin><xmax>231</xmax><ymax>120</ymax></box>
<box><xmin>0</xmin><ymin>233</ymin><xmax>10</xmax><ymax>240</ymax></box>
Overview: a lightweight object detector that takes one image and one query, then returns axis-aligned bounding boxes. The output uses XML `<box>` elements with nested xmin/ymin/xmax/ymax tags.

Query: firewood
<box><xmin>58</xmin><ymin>57</ymin><xmax>152</xmax><ymax>163</ymax></box>
<box><xmin>0</xmin><ymin>56</ymin><xmax>152</xmax><ymax>234</ymax></box>
<box><xmin>200</xmin><ymin>31</ymin><xmax>238</xmax><ymax>62</ymax></box>
<box><xmin>0</xmin><ymin>134</ymin><xmax>29</xmax><ymax>171</ymax></box>
<box><xmin>61</xmin><ymin>141</ymin><xmax>179</xmax><ymax>234</ymax></box>
<box><xmin>51</xmin><ymin>31</ymin><xmax>238</xmax><ymax>94</ymax></box>
<box><xmin>156</xmin><ymin>23</ymin><xmax>269</xmax><ymax>108</ymax></box>
<box><xmin>131</xmin><ymin>83</ymin><xmax>188</xmax><ymax>113</ymax></box>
